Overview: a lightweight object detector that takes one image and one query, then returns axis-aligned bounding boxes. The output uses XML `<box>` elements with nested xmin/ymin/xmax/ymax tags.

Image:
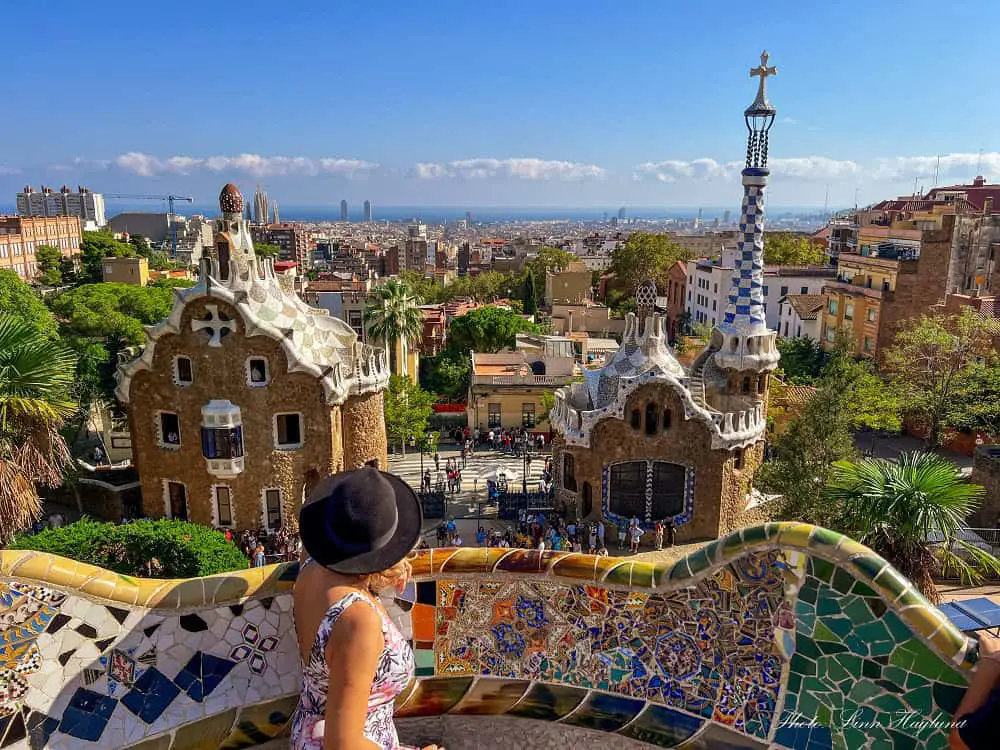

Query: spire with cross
<box><xmin>711</xmin><ymin>51</ymin><xmax>781</xmax><ymax>373</ymax></box>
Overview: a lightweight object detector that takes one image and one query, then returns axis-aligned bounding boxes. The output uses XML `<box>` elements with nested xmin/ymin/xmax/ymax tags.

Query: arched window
<box><xmin>563</xmin><ymin>453</ymin><xmax>577</xmax><ymax>492</ymax></box>
<box><xmin>662</xmin><ymin>409</ymin><xmax>672</xmax><ymax>431</ymax></box>
<box><xmin>645</xmin><ymin>403</ymin><xmax>658</xmax><ymax>435</ymax></box>
<box><xmin>581</xmin><ymin>482</ymin><xmax>593</xmax><ymax>517</ymax></box>
<box><xmin>741</xmin><ymin>376</ymin><xmax>751</xmax><ymax>394</ymax></box>
<box><xmin>630</xmin><ymin>409</ymin><xmax>641</xmax><ymax>430</ymax></box>
<box><xmin>608</xmin><ymin>461</ymin><xmax>686</xmax><ymax>521</ymax></box>
<box><xmin>757</xmin><ymin>375</ymin><xmax>766</xmax><ymax>394</ymax></box>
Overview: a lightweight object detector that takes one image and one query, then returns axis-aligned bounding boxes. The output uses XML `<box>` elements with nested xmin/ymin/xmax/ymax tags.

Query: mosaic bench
<box><xmin>0</xmin><ymin>523</ymin><xmax>977</xmax><ymax>750</ymax></box>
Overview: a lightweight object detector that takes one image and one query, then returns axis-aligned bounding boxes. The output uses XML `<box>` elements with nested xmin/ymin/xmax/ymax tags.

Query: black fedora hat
<box><xmin>299</xmin><ymin>467</ymin><xmax>422</xmax><ymax>575</ymax></box>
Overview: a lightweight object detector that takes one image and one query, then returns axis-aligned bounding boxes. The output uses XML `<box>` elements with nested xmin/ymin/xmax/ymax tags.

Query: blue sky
<box><xmin>3</xmin><ymin>0</ymin><xmax>998</xmax><ymax>209</ymax></box>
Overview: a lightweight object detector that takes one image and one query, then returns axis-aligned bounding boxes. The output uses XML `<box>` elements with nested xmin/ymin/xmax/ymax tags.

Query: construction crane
<box><xmin>105</xmin><ymin>194</ymin><xmax>194</xmax><ymax>257</ymax></box>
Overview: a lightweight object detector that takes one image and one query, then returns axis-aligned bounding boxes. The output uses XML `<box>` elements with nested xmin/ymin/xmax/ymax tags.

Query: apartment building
<box><xmin>545</xmin><ymin>262</ymin><xmax>592</xmax><ymax>305</ymax></box>
<box><xmin>251</xmin><ymin>223</ymin><xmax>310</xmax><ymax>272</ymax></box>
<box><xmin>685</xmin><ymin>248</ymin><xmax>834</xmax><ymax>330</ymax></box>
<box><xmin>17</xmin><ymin>185</ymin><xmax>105</xmax><ymax>229</ymax></box>
<box><xmin>0</xmin><ymin>215</ymin><xmax>82</xmax><ymax>280</ymax></box>
<box><xmin>821</xmin><ymin>216</ymin><xmax>954</xmax><ymax>359</ymax></box>
<box><xmin>102</xmin><ymin>256</ymin><xmax>149</xmax><ymax>286</ymax></box>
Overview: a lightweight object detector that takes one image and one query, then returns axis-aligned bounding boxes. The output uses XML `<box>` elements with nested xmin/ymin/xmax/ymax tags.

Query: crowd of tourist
<box><xmin>223</xmin><ymin>526</ymin><xmax>302</xmax><ymax>566</ymax></box>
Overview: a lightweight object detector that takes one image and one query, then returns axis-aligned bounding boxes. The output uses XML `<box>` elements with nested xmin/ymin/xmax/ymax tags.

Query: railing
<box><xmin>823</xmin><ymin>280</ymin><xmax>888</xmax><ymax>300</ymax></box>
<box><xmin>471</xmin><ymin>373</ymin><xmax>572</xmax><ymax>386</ymax></box>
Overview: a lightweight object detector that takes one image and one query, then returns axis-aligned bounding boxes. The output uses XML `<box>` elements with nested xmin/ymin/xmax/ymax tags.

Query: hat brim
<box><xmin>300</xmin><ymin>470</ymin><xmax>423</xmax><ymax>576</ymax></box>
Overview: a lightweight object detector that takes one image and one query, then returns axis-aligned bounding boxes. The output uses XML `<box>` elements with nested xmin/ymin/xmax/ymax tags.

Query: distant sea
<box><xmin>0</xmin><ymin>203</ymin><xmax>830</xmax><ymax>224</ymax></box>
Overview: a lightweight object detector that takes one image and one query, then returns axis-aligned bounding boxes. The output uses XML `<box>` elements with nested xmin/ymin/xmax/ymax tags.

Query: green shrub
<box><xmin>11</xmin><ymin>518</ymin><xmax>248</xmax><ymax>579</ymax></box>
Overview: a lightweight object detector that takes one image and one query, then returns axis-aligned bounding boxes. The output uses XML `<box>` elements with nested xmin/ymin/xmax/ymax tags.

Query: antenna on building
<box><xmin>933</xmin><ymin>155</ymin><xmax>941</xmax><ymax>188</ymax></box>
<box><xmin>823</xmin><ymin>184</ymin><xmax>829</xmax><ymax>216</ymax></box>
<box><xmin>976</xmin><ymin>148</ymin><xmax>984</xmax><ymax>177</ymax></box>
<box><xmin>854</xmin><ymin>187</ymin><xmax>859</xmax><ymax>210</ymax></box>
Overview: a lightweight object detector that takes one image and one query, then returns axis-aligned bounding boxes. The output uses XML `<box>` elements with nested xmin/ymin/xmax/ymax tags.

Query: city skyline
<box><xmin>4</xmin><ymin>0</ymin><xmax>1000</xmax><ymax>208</ymax></box>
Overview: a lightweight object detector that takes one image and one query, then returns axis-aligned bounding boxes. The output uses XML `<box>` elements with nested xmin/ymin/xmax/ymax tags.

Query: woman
<box><xmin>291</xmin><ymin>466</ymin><xmax>441</xmax><ymax>750</ymax></box>
<box><xmin>951</xmin><ymin>633</ymin><xmax>1000</xmax><ymax>749</ymax></box>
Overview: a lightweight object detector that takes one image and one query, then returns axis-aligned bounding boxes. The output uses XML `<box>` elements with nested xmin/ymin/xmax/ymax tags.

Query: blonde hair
<box><xmin>362</xmin><ymin>557</ymin><xmax>412</xmax><ymax>595</ymax></box>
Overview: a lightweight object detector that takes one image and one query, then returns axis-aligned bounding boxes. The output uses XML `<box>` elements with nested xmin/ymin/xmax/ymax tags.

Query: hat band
<box><xmin>324</xmin><ymin>511</ymin><xmax>399</xmax><ymax>560</ymax></box>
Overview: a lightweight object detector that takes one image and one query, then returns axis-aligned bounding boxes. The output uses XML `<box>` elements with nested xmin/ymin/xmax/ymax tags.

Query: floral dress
<box><xmin>291</xmin><ymin>589</ymin><xmax>415</xmax><ymax>750</ymax></box>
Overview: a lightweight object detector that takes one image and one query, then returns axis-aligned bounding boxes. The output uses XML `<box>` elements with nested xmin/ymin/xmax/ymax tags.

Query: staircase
<box><xmin>688</xmin><ymin>347</ymin><xmax>715</xmax><ymax>408</ymax></box>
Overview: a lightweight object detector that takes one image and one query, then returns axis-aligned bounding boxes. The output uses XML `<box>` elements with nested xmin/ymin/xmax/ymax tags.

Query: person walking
<box><xmin>629</xmin><ymin>523</ymin><xmax>643</xmax><ymax>554</ymax></box>
<box><xmin>433</xmin><ymin>451</ymin><xmax>440</xmax><ymax>473</ymax></box>
<box><xmin>665</xmin><ymin>519</ymin><xmax>677</xmax><ymax>548</ymax></box>
<box><xmin>654</xmin><ymin>521</ymin><xmax>664</xmax><ymax>551</ymax></box>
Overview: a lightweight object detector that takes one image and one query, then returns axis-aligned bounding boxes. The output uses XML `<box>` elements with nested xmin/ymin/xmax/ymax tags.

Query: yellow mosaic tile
<box><xmin>775</xmin><ymin>522</ymin><xmax>814</xmax><ymax>550</ymax></box>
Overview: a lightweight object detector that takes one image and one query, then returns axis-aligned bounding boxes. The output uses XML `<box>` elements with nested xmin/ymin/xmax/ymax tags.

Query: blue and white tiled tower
<box><xmin>713</xmin><ymin>51</ymin><xmax>781</xmax><ymax>373</ymax></box>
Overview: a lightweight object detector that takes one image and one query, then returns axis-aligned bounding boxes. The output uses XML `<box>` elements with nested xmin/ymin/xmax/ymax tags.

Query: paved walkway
<box><xmin>853</xmin><ymin>431</ymin><xmax>974</xmax><ymax>475</ymax></box>
<box><xmin>388</xmin><ymin>445</ymin><xmax>550</xmax><ymax>541</ymax></box>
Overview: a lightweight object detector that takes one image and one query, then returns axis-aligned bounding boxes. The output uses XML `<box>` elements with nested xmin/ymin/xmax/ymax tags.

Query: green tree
<box><xmin>610</xmin><ymin>233</ymin><xmax>691</xmax><ymax>291</ymax></box>
<box><xmin>128</xmin><ymin>234</ymin><xmax>152</xmax><ymax>257</ymax></box>
<box><xmin>825</xmin><ymin>452</ymin><xmax>1000</xmax><ymax>603</ymax></box>
<box><xmin>523</xmin><ymin>272</ymin><xmax>538</xmax><ymax>316</ymax></box>
<box><xmin>948</xmin><ymin>361</ymin><xmax>1000</xmax><ymax>437</ymax></box>
<box><xmin>78</xmin><ymin>231</ymin><xmax>135</xmax><ymax>283</ymax></box>
<box><xmin>0</xmin><ymin>270</ymin><xmax>59</xmax><ymax>339</ymax></box>
<box><xmin>383</xmin><ymin>374</ymin><xmax>434</xmax><ymax>455</ymax></box>
<box><xmin>255</xmin><ymin>242</ymin><xmax>281</xmax><ymax>259</ymax></box>
<box><xmin>419</xmin><ymin>352</ymin><xmax>470</xmax><ymax>401</ymax></box>
<box><xmin>763</xmin><ymin>232</ymin><xmax>826</xmax><ymax>266</ymax></box>
<box><xmin>50</xmin><ymin>283</ymin><xmax>176</xmax><ymax>346</ymax></box>
<box><xmin>883</xmin><ymin>309</ymin><xmax>997</xmax><ymax>447</ymax></box>
<box><xmin>0</xmin><ymin>316</ymin><xmax>77</xmax><ymax>540</ymax></box>
<box><xmin>35</xmin><ymin>245</ymin><xmax>64</xmax><ymax>286</ymax></box>
<box><xmin>757</xmin><ymin>345</ymin><xmax>898</xmax><ymax>524</ymax></box>
<box><xmin>447</xmin><ymin>306</ymin><xmax>538</xmax><ymax>354</ymax></box>
<box><xmin>776</xmin><ymin>337</ymin><xmax>829</xmax><ymax>384</ymax></box>
<box><xmin>149</xmin><ymin>277</ymin><xmax>196</xmax><ymax>290</ymax></box>
<box><xmin>11</xmin><ymin>518</ymin><xmax>249</xmax><ymax>578</ymax></box>
<box><xmin>365</xmin><ymin>279</ymin><xmax>424</xmax><ymax>376</ymax></box>
<box><xmin>147</xmin><ymin>250</ymin><xmax>172</xmax><ymax>271</ymax></box>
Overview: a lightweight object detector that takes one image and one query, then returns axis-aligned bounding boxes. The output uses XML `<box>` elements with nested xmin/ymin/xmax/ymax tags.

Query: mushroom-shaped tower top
<box><xmin>220</xmin><ymin>183</ymin><xmax>243</xmax><ymax>215</ymax></box>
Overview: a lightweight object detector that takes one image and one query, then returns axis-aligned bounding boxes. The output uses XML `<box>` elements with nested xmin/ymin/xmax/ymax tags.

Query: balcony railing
<box><xmin>823</xmin><ymin>280</ymin><xmax>889</xmax><ymax>301</ymax></box>
<box><xmin>471</xmin><ymin>373</ymin><xmax>573</xmax><ymax>386</ymax></box>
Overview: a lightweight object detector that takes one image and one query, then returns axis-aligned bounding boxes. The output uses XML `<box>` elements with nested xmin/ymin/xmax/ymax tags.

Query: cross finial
<box><xmin>750</xmin><ymin>50</ymin><xmax>778</xmax><ymax>98</ymax></box>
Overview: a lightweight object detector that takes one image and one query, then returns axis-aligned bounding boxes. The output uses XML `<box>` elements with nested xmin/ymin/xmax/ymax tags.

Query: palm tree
<box><xmin>365</xmin><ymin>280</ymin><xmax>424</xmax><ymax>377</ymax></box>
<box><xmin>823</xmin><ymin>451</ymin><xmax>1000</xmax><ymax>603</ymax></box>
<box><xmin>0</xmin><ymin>316</ymin><xmax>77</xmax><ymax>541</ymax></box>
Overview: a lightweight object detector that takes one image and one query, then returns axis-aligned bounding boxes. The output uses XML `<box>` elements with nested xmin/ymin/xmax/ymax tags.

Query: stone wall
<box><xmin>558</xmin><ymin>381</ymin><xmax>760</xmax><ymax>542</ymax></box>
<box><xmin>0</xmin><ymin>523</ymin><xmax>975</xmax><ymax>750</ymax></box>
<box><xmin>127</xmin><ymin>297</ymin><xmax>343</xmax><ymax>530</ymax></box>
<box><xmin>969</xmin><ymin>445</ymin><xmax>1000</xmax><ymax>528</ymax></box>
<box><xmin>341</xmin><ymin>391</ymin><xmax>388</xmax><ymax>470</ymax></box>
<box><xmin>878</xmin><ymin>215</ymin><xmax>954</xmax><ymax>357</ymax></box>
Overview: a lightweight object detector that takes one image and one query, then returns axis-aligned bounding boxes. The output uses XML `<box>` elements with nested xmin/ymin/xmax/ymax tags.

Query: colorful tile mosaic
<box><xmin>0</xmin><ymin>523</ymin><xmax>982</xmax><ymax>749</ymax></box>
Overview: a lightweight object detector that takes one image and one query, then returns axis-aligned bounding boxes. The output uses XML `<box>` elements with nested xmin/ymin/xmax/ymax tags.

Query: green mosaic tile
<box><xmin>932</xmin><ymin>682</ymin><xmax>966</xmax><ymax>714</ymax></box>
<box><xmin>843</xmin><ymin>633</ymin><xmax>869</xmax><ymax>656</ymax></box>
<box><xmin>798</xmin><ymin>638</ymin><xmax>822</xmax><ymax>660</ymax></box>
<box><xmin>855</xmin><ymin>620</ymin><xmax>890</xmax><ymax>644</ymax></box>
<box><xmin>849</xmin><ymin>554</ymin><xmax>887</xmax><ymax>582</ymax></box>
<box><xmin>799</xmin><ymin>584</ymin><xmax>817</xmax><ymax>605</ymax></box>
<box><xmin>809</xmin><ymin>527</ymin><xmax>844</xmax><ymax>554</ymax></box>
<box><xmin>860</xmin><ymin>660</ymin><xmax>881</xmax><ymax>679</ymax></box>
<box><xmin>887</xmin><ymin>729</ymin><xmax>918</xmax><ymax>750</ymax></box>
<box><xmin>832</xmin><ymin>567</ymin><xmax>856</xmax><ymax>595</ymax></box>
<box><xmin>739</xmin><ymin>524</ymin><xmax>770</xmax><ymax>546</ymax></box>
<box><xmin>826</xmin><ymin>616</ymin><xmax>852</xmax><ymax>639</ymax></box>
<box><xmin>817</xmin><ymin>640</ymin><xmax>849</xmax><ymax>655</ymax></box>
<box><xmin>817</xmin><ymin>597</ymin><xmax>842</xmax><ymax>616</ymax></box>
<box><xmin>871</xmin><ymin>692</ymin><xmax>907</xmax><ymax>714</ymax></box>
<box><xmin>875</xmin><ymin>678</ymin><xmax>904</xmax><ymax>695</ymax></box>
<box><xmin>844</xmin><ymin>726</ymin><xmax>869</xmax><ymax>750</ymax></box>
<box><xmin>907</xmin><ymin>685</ymin><xmax>933</xmax><ymax>714</ymax></box>
<box><xmin>938</xmin><ymin>663</ymin><xmax>970</xmax><ymax>687</ymax></box>
<box><xmin>811</xmin><ymin>620</ymin><xmax>838</xmax><ymax>642</ymax></box>
<box><xmin>850</xmin><ymin>580</ymin><xmax>878</xmax><ymax>597</ymax></box>
<box><xmin>843</xmin><ymin>597</ymin><xmax>875</xmax><ymax>626</ymax></box>
<box><xmin>882</xmin><ymin>665</ymin><xmax>907</xmax><ymax>687</ymax></box>
<box><xmin>866</xmin><ymin>597</ymin><xmax>888</xmax><ymax>618</ymax></box>
<box><xmin>868</xmin><ymin>639</ymin><xmax>895</xmax><ymax>657</ymax></box>
<box><xmin>791</xmin><ymin>653</ymin><xmax>817</xmax><ymax>676</ymax></box>
<box><xmin>893</xmin><ymin>586</ymin><xmax>925</xmax><ymax>608</ymax></box>
<box><xmin>904</xmin><ymin>671</ymin><xmax>929</xmax><ymax>690</ymax></box>
<box><xmin>809</xmin><ymin>557</ymin><xmax>835</xmax><ymax>583</ymax></box>
<box><xmin>885</xmin><ymin>611</ymin><xmax>914</xmax><ymax>642</ymax></box>
<box><xmin>847</xmin><ymin>680</ymin><xmax>881</xmax><ymax>703</ymax></box>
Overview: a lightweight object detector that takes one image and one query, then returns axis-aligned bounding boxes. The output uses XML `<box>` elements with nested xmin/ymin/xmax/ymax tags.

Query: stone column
<box><xmin>342</xmin><ymin>391</ymin><xmax>389</xmax><ymax>470</ymax></box>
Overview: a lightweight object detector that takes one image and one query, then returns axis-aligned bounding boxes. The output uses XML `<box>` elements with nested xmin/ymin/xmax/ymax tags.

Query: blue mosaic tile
<box><xmin>120</xmin><ymin>667</ymin><xmax>181</xmax><ymax>723</ymax></box>
<box><xmin>58</xmin><ymin>688</ymin><xmax>118</xmax><ymax>742</ymax></box>
<box><xmin>173</xmin><ymin>651</ymin><xmax>236</xmax><ymax>702</ymax></box>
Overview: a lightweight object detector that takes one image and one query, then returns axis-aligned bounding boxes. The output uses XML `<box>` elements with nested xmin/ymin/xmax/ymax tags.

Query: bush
<box><xmin>11</xmin><ymin>518</ymin><xmax>248</xmax><ymax>579</ymax></box>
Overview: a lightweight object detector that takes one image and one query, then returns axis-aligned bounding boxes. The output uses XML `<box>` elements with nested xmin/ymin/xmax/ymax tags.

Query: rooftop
<box><xmin>783</xmin><ymin>294</ymin><xmax>826</xmax><ymax>320</ymax></box>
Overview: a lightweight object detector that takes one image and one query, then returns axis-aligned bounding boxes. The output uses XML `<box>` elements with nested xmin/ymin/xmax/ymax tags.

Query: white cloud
<box><xmin>871</xmin><ymin>152</ymin><xmax>1000</xmax><ymax>182</ymax></box>
<box><xmin>634</xmin><ymin>156</ymin><xmax>859</xmax><ymax>183</ymax></box>
<box><xmin>108</xmin><ymin>152</ymin><xmax>378</xmax><ymax>178</ymax></box>
<box><xmin>411</xmin><ymin>157</ymin><xmax>606</xmax><ymax>181</ymax></box>
<box><xmin>0</xmin><ymin>166</ymin><xmax>22</xmax><ymax>175</ymax></box>
<box><xmin>633</xmin><ymin>158</ymin><xmax>730</xmax><ymax>183</ymax></box>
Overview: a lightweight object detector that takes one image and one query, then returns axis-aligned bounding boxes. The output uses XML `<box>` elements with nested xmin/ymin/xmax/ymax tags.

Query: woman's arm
<box><xmin>950</xmin><ymin>635</ymin><xmax>1000</xmax><ymax>750</ymax></box>
<box><xmin>323</xmin><ymin>602</ymin><xmax>384</xmax><ymax>750</ymax></box>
